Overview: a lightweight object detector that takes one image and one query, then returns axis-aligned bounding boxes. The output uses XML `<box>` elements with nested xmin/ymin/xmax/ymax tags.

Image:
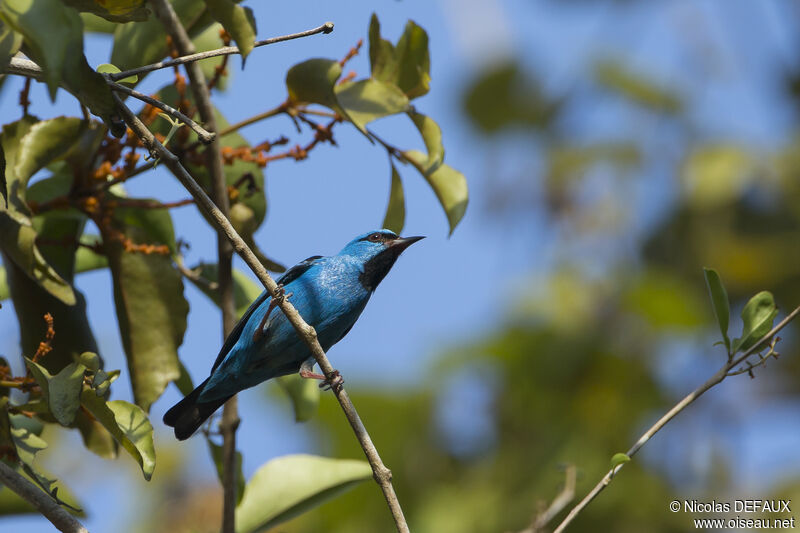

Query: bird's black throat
<box><xmin>359</xmin><ymin>248</ymin><xmax>402</xmax><ymax>292</ymax></box>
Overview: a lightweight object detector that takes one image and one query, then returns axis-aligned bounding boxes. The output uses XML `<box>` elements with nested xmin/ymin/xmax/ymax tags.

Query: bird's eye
<box><xmin>368</xmin><ymin>233</ymin><xmax>382</xmax><ymax>242</ymax></box>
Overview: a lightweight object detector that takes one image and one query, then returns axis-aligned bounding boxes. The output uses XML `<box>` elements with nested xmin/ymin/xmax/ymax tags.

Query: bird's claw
<box><xmin>319</xmin><ymin>370</ymin><xmax>344</xmax><ymax>393</ymax></box>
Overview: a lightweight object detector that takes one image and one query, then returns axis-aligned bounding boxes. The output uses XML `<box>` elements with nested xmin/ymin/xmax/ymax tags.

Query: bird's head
<box><xmin>340</xmin><ymin>229</ymin><xmax>425</xmax><ymax>291</ymax></box>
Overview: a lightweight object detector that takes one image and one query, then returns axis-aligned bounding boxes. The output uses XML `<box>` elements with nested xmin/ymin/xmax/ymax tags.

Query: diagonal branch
<box><xmin>111</xmin><ymin>91</ymin><xmax>411</xmax><ymax>532</ymax></box>
<box><xmin>0</xmin><ymin>461</ymin><xmax>88</xmax><ymax>533</ymax></box>
<box><xmin>551</xmin><ymin>304</ymin><xmax>800</xmax><ymax>533</ymax></box>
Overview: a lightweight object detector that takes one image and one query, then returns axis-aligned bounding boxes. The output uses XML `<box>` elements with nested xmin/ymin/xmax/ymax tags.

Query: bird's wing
<box><xmin>209</xmin><ymin>255</ymin><xmax>324</xmax><ymax>372</ymax></box>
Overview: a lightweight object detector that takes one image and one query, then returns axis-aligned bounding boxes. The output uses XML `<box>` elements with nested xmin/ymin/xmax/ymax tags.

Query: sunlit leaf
<box><xmin>205</xmin><ymin>0</ymin><xmax>255</xmax><ymax>59</ymax></box>
<box><xmin>703</xmin><ymin>268</ymin><xmax>730</xmax><ymax>351</ymax></box>
<box><xmin>62</xmin><ymin>0</ymin><xmax>150</xmax><ymax>22</ymax></box>
<box><xmin>80</xmin><ymin>390</ymin><xmax>155</xmax><ymax>480</ymax></box>
<box><xmin>235</xmin><ymin>454</ymin><xmax>372</xmax><ymax>533</ymax></box>
<box><xmin>408</xmin><ymin>112</ymin><xmax>443</xmax><ymax>173</ymax></box>
<box><xmin>276</xmin><ymin>375</ymin><xmax>320</xmax><ymax>422</ymax></box>
<box><xmin>286</xmin><ymin>58</ymin><xmax>342</xmax><ymax>111</ymax></box>
<box><xmin>381</xmin><ymin>162</ymin><xmax>405</xmax><ymax>234</ymax></box>
<box><xmin>96</xmin><ymin>62</ymin><xmax>138</xmax><ymax>84</ymax></box>
<box><xmin>732</xmin><ymin>291</ymin><xmax>778</xmax><ymax>354</ymax></box>
<box><xmin>14</xmin><ymin>117</ymin><xmax>83</xmax><ymax>189</ymax></box>
<box><xmin>402</xmin><ymin>150</ymin><xmax>467</xmax><ymax>234</ymax></box>
<box><xmin>207</xmin><ymin>439</ymin><xmax>245</xmax><ymax>504</ymax></box>
<box><xmin>368</xmin><ymin>15</ymin><xmax>430</xmax><ymax>99</ymax></box>
<box><xmin>611</xmin><ymin>452</ymin><xmax>631</xmax><ymax>468</ymax></box>
<box><xmin>335</xmin><ymin>79</ymin><xmax>409</xmax><ymax>133</ymax></box>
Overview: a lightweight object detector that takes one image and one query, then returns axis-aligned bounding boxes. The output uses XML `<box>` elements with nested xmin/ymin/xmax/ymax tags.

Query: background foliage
<box><xmin>2</xmin><ymin>1</ymin><xmax>800</xmax><ymax>532</ymax></box>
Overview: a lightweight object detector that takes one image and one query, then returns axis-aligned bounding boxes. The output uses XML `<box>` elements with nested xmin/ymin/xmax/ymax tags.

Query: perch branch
<box><xmin>111</xmin><ymin>91</ymin><xmax>410</xmax><ymax>533</ymax></box>
<box><xmin>552</xmin><ymin>304</ymin><xmax>800</xmax><ymax>533</ymax></box>
<box><xmin>0</xmin><ymin>461</ymin><xmax>88</xmax><ymax>533</ymax></box>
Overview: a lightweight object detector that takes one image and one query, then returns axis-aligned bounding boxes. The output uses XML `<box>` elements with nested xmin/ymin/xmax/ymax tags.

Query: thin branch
<box><xmin>218</xmin><ymin>103</ymin><xmax>288</xmax><ymax>137</ymax></box>
<box><xmin>104</xmin><ymin>79</ymin><xmax>215</xmax><ymax>144</ymax></box>
<box><xmin>111</xmin><ymin>91</ymin><xmax>410</xmax><ymax>533</ymax></box>
<box><xmin>521</xmin><ymin>465</ymin><xmax>577</xmax><ymax>533</ymax></box>
<box><xmin>552</xmin><ymin>303</ymin><xmax>800</xmax><ymax>533</ymax></box>
<box><xmin>109</xmin><ymin>22</ymin><xmax>334</xmax><ymax>82</ymax></box>
<box><xmin>0</xmin><ymin>461</ymin><xmax>88</xmax><ymax>533</ymax></box>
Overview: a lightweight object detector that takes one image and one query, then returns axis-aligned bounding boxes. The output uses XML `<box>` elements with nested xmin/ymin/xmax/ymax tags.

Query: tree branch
<box><xmin>146</xmin><ymin>1</ymin><xmax>238</xmax><ymax>531</ymax></box>
<box><xmin>111</xmin><ymin>90</ymin><xmax>410</xmax><ymax>533</ymax></box>
<box><xmin>551</xmin><ymin>304</ymin><xmax>800</xmax><ymax>533</ymax></box>
<box><xmin>0</xmin><ymin>461</ymin><xmax>88</xmax><ymax>533</ymax></box>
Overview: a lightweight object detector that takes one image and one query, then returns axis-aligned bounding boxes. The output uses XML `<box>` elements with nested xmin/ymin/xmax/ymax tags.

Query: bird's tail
<box><xmin>163</xmin><ymin>378</ymin><xmax>231</xmax><ymax>440</ymax></box>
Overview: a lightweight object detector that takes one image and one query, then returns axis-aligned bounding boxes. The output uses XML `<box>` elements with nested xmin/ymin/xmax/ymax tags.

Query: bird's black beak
<box><xmin>390</xmin><ymin>235</ymin><xmax>425</xmax><ymax>253</ymax></box>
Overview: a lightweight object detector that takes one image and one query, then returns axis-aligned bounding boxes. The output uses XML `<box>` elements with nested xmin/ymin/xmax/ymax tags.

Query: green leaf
<box><xmin>594</xmin><ymin>59</ymin><xmax>683</xmax><ymax>115</ymax></box>
<box><xmin>368</xmin><ymin>15</ymin><xmax>430</xmax><ymax>100</ymax></box>
<box><xmin>110</xmin><ymin>0</ymin><xmax>207</xmax><ymax>73</ymax></box>
<box><xmin>97</xmin><ymin>63</ymin><xmax>138</xmax><ymax>84</ymax></box>
<box><xmin>104</xmin><ymin>202</ymin><xmax>187</xmax><ymax>411</ymax></box>
<box><xmin>402</xmin><ymin>150</ymin><xmax>468</xmax><ymax>235</ymax></box>
<box><xmin>205</xmin><ymin>0</ymin><xmax>256</xmax><ymax>59</ymax></box>
<box><xmin>610</xmin><ymin>452</ymin><xmax>631</xmax><ymax>468</ymax></box>
<box><xmin>0</xmin><ymin>141</ymin><xmax>5</xmax><ymax>210</ymax></box>
<box><xmin>207</xmin><ymin>439</ymin><xmax>245</xmax><ymax>504</ymax></box>
<box><xmin>732</xmin><ymin>291</ymin><xmax>778</xmax><ymax>354</ymax></box>
<box><xmin>80</xmin><ymin>390</ymin><xmax>155</xmax><ymax>480</ymax></box>
<box><xmin>192</xmin><ymin>22</ymin><xmax>230</xmax><ymax>90</ymax></box>
<box><xmin>276</xmin><ymin>375</ymin><xmax>320</xmax><ymax>422</ymax></box>
<box><xmin>80</xmin><ymin>13</ymin><xmax>118</xmax><ymax>33</ymax></box>
<box><xmin>75</xmin><ymin>408</ymin><xmax>117</xmax><ymax>459</ymax></box>
<box><xmin>381</xmin><ymin>162</ymin><xmax>405</xmax><ymax>234</ymax></box>
<box><xmin>61</xmin><ymin>0</ymin><xmax>150</xmax><ymax>23</ymax></box>
<box><xmin>0</xmin><ymin>19</ymin><xmax>22</xmax><ymax>71</ymax></box>
<box><xmin>235</xmin><ymin>454</ymin><xmax>372</xmax><ymax>533</ymax></box>
<box><xmin>408</xmin><ymin>112</ymin><xmax>443</xmax><ymax>173</ymax></box>
<box><xmin>334</xmin><ymin>79</ymin><xmax>409</xmax><ymax>133</ymax></box>
<box><xmin>186</xmin><ymin>263</ymin><xmax>264</xmax><ymax>319</ymax></box>
<box><xmin>286</xmin><ymin>58</ymin><xmax>343</xmax><ymax>110</ymax></box>
<box><xmin>703</xmin><ymin>268</ymin><xmax>731</xmax><ymax>351</ymax></box>
<box><xmin>24</xmin><ymin>359</ymin><xmax>86</xmax><ymax>426</ymax></box>
<box><xmin>14</xmin><ymin>117</ymin><xmax>84</xmax><ymax>193</ymax></box>
<box><xmin>9</xmin><ymin>425</ymin><xmax>47</xmax><ymax>466</ymax></box>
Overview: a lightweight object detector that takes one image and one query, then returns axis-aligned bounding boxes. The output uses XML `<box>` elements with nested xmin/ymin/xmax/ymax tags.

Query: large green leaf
<box><xmin>61</xmin><ymin>0</ymin><xmax>150</xmax><ymax>23</ymax></box>
<box><xmin>275</xmin><ymin>375</ymin><xmax>320</xmax><ymax>422</ymax></box>
<box><xmin>408</xmin><ymin>112</ymin><xmax>443</xmax><ymax>173</ymax></box>
<box><xmin>703</xmin><ymin>268</ymin><xmax>731</xmax><ymax>351</ymax></box>
<box><xmin>402</xmin><ymin>150</ymin><xmax>468</xmax><ymax>235</ymax></box>
<box><xmin>732</xmin><ymin>291</ymin><xmax>778</xmax><ymax>354</ymax></box>
<box><xmin>0</xmin><ymin>19</ymin><xmax>21</xmax><ymax>71</ymax></box>
<box><xmin>286</xmin><ymin>58</ymin><xmax>343</xmax><ymax>111</ymax></box>
<box><xmin>205</xmin><ymin>0</ymin><xmax>255</xmax><ymax>58</ymax></box>
<box><xmin>104</xmin><ymin>202</ymin><xmax>187</xmax><ymax>411</ymax></box>
<box><xmin>368</xmin><ymin>15</ymin><xmax>430</xmax><ymax>99</ymax></box>
<box><xmin>24</xmin><ymin>359</ymin><xmax>86</xmax><ymax>426</ymax></box>
<box><xmin>334</xmin><ymin>79</ymin><xmax>409</xmax><ymax>133</ymax></box>
<box><xmin>80</xmin><ymin>390</ymin><xmax>155</xmax><ymax>480</ymax></box>
<box><xmin>235</xmin><ymin>454</ymin><xmax>372</xmax><ymax>533</ymax></box>
<box><xmin>381</xmin><ymin>162</ymin><xmax>405</xmax><ymax>234</ymax></box>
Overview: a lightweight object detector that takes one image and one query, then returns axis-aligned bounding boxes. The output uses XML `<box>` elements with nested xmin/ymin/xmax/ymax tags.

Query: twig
<box><xmin>552</xmin><ymin>304</ymin><xmax>800</xmax><ymax>533</ymax></box>
<box><xmin>109</xmin><ymin>22</ymin><xmax>334</xmax><ymax>82</ymax></box>
<box><xmin>111</xmin><ymin>90</ymin><xmax>410</xmax><ymax>533</ymax></box>
<box><xmin>104</xmin><ymin>79</ymin><xmax>215</xmax><ymax>144</ymax></box>
<box><xmin>147</xmin><ymin>1</ymin><xmax>237</xmax><ymax>531</ymax></box>
<box><xmin>218</xmin><ymin>103</ymin><xmax>288</xmax><ymax>137</ymax></box>
<box><xmin>0</xmin><ymin>461</ymin><xmax>88</xmax><ymax>533</ymax></box>
<box><xmin>521</xmin><ymin>465</ymin><xmax>577</xmax><ymax>533</ymax></box>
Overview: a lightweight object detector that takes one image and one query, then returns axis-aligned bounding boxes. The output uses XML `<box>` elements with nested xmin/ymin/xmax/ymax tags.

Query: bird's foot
<box><xmin>319</xmin><ymin>370</ymin><xmax>344</xmax><ymax>393</ymax></box>
<box><xmin>299</xmin><ymin>368</ymin><xmax>326</xmax><ymax>380</ymax></box>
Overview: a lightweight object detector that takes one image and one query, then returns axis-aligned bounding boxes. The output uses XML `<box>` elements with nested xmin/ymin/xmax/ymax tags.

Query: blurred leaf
<box><xmin>174</xmin><ymin>361</ymin><xmax>195</xmax><ymax>396</ymax></box>
<box><xmin>207</xmin><ymin>439</ymin><xmax>244</xmax><ymax>504</ymax></box>
<box><xmin>286</xmin><ymin>58</ymin><xmax>342</xmax><ymax>111</ymax></box>
<box><xmin>594</xmin><ymin>59</ymin><xmax>683</xmax><ymax>114</ymax></box>
<box><xmin>0</xmin><ymin>265</ymin><xmax>6</xmax><ymax>300</ymax></box>
<box><xmin>75</xmin><ymin>408</ymin><xmax>117</xmax><ymax>459</ymax></box>
<box><xmin>408</xmin><ymin>111</ymin><xmax>443</xmax><ymax>173</ymax></box>
<box><xmin>402</xmin><ymin>150</ymin><xmax>467</xmax><ymax>234</ymax></box>
<box><xmin>463</xmin><ymin>62</ymin><xmax>559</xmax><ymax>134</ymax></box>
<box><xmin>623</xmin><ymin>271</ymin><xmax>706</xmax><ymax>330</ymax></box>
<box><xmin>96</xmin><ymin>63</ymin><xmax>138</xmax><ymax>84</ymax></box>
<box><xmin>682</xmin><ymin>145</ymin><xmax>753</xmax><ymax>208</ymax></box>
<box><xmin>732</xmin><ymin>291</ymin><xmax>778</xmax><ymax>354</ymax></box>
<box><xmin>368</xmin><ymin>15</ymin><xmax>430</xmax><ymax>99</ymax></box>
<box><xmin>381</xmin><ymin>162</ymin><xmax>405</xmax><ymax>233</ymax></box>
<box><xmin>9</xmin><ymin>425</ymin><xmax>46</xmax><ymax>466</ymax></box>
<box><xmin>334</xmin><ymin>79</ymin><xmax>409</xmax><ymax>133</ymax></box>
<box><xmin>703</xmin><ymin>268</ymin><xmax>731</xmax><ymax>351</ymax></box>
<box><xmin>611</xmin><ymin>452</ymin><xmax>631</xmax><ymax>468</ymax></box>
<box><xmin>104</xmin><ymin>201</ymin><xmax>187</xmax><ymax>411</ymax></box>
<box><xmin>0</xmin><ymin>141</ymin><xmax>5</xmax><ymax>209</ymax></box>
<box><xmin>80</xmin><ymin>12</ymin><xmax>119</xmax><ymax>33</ymax></box>
<box><xmin>205</xmin><ymin>0</ymin><xmax>255</xmax><ymax>59</ymax></box>
<box><xmin>74</xmin><ymin>242</ymin><xmax>108</xmax><ymax>273</ymax></box>
<box><xmin>187</xmin><ymin>263</ymin><xmax>263</xmax><ymax>318</ymax></box>
<box><xmin>276</xmin><ymin>375</ymin><xmax>320</xmax><ymax>422</ymax></box>
<box><xmin>235</xmin><ymin>454</ymin><xmax>372</xmax><ymax>533</ymax></box>
<box><xmin>80</xmin><ymin>389</ymin><xmax>155</xmax><ymax>480</ymax></box>
<box><xmin>548</xmin><ymin>142</ymin><xmax>640</xmax><ymax>185</ymax></box>
<box><xmin>61</xmin><ymin>0</ymin><xmax>150</xmax><ymax>23</ymax></box>
<box><xmin>193</xmin><ymin>22</ymin><xmax>230</xmax><ymax>90</ymax></box>
<box><xmin>111</xmin><ymin>0</ymin><xmax>206</xmax><ymax>72</ymax></box>
<box><xmin>24</xmin><ymin>358</ymin><xmax>86</xmax><ymax>426</ymax></box>
<box><xmin>0</xmin><ymin>20</ymin><xmax>22</xmax><ymax>70</ymax></box>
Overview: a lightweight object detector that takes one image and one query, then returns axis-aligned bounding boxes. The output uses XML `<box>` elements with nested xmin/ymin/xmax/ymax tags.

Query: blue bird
<box><xmin>164</xmin><ymin>229</ymin><xmax>424</xmax><ymax>439</ymax></box>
